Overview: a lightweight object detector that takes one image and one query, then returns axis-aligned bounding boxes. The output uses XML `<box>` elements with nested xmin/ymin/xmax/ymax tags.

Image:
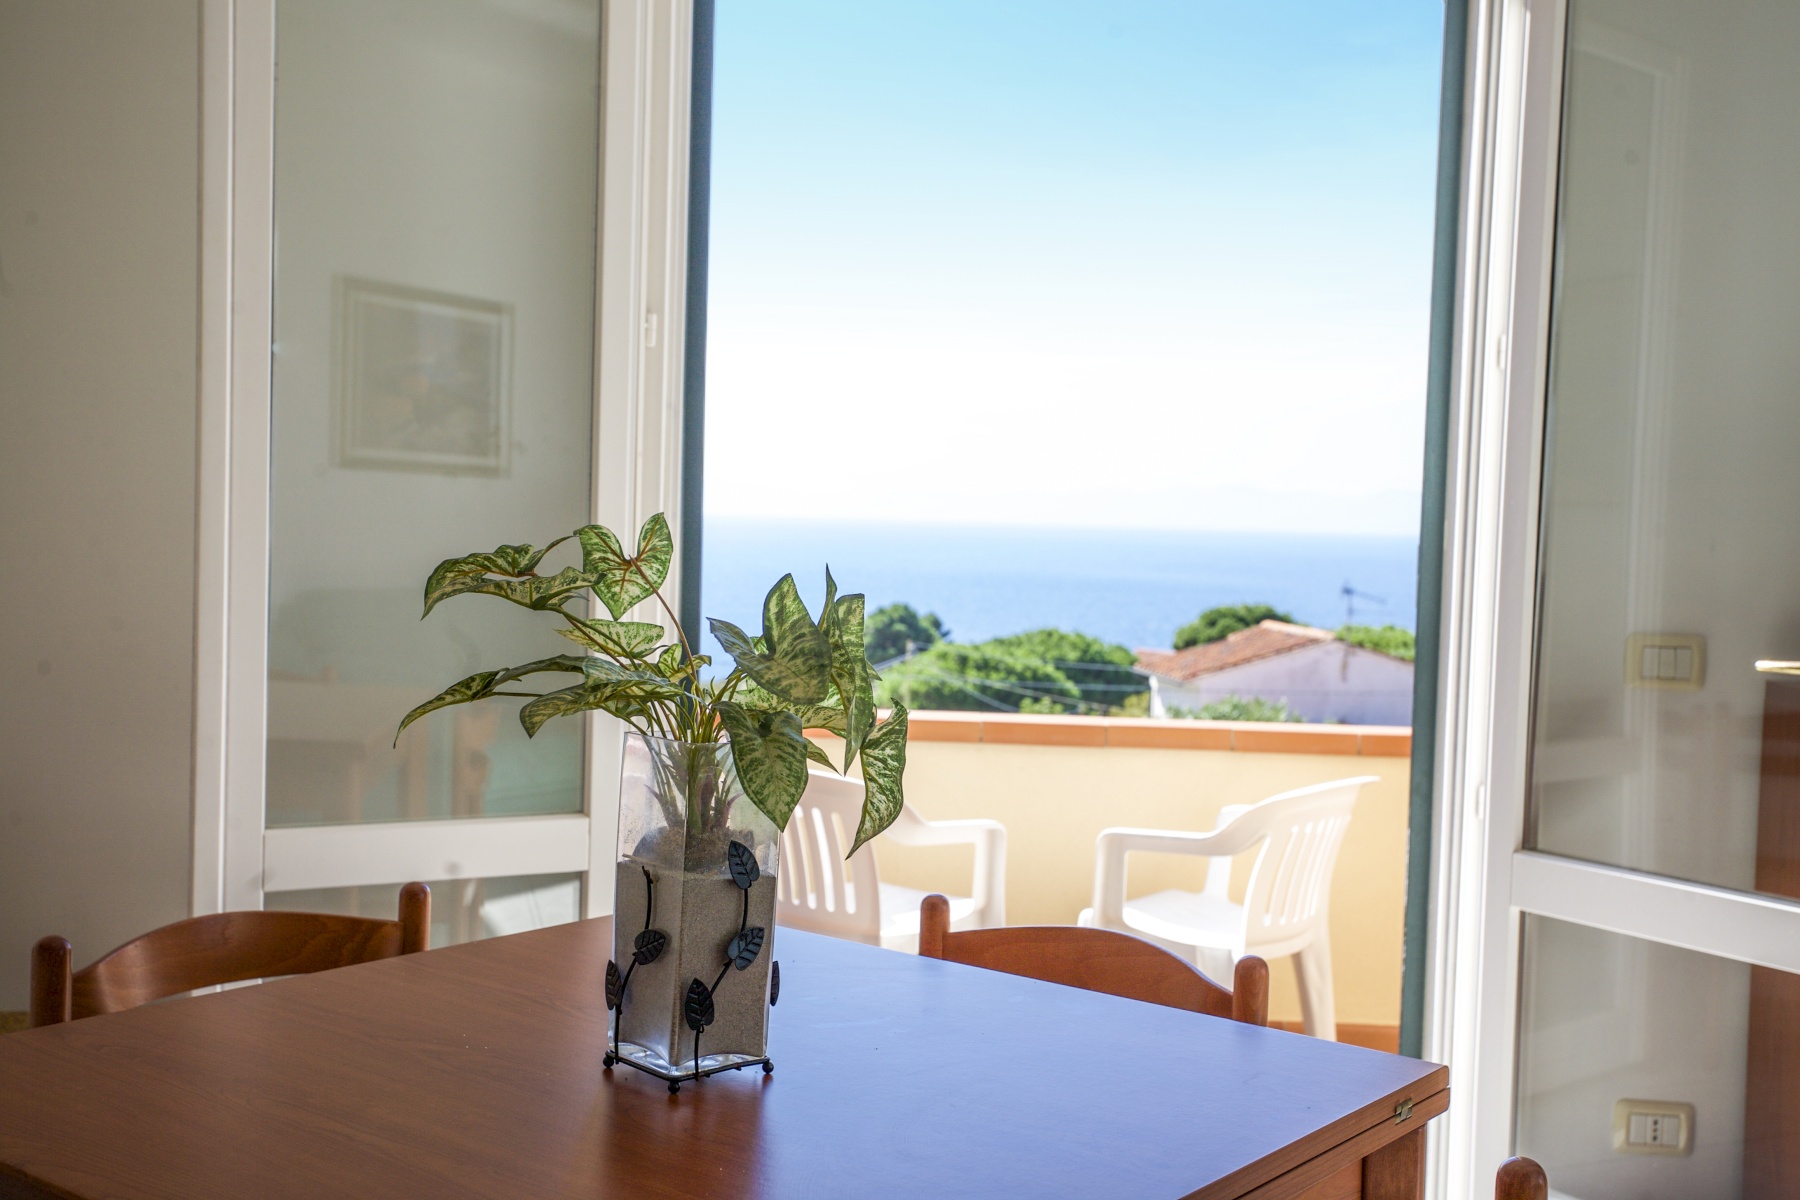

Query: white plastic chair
<box><xmin>1078</xmin><ymin>776</ymin><xmax>1374</xmax><ymax>1040</ymax></box>
<box><xmin>776</xmin><ymin>768</ymin><xmax>1006</xmax><ymax>952</ymax></box>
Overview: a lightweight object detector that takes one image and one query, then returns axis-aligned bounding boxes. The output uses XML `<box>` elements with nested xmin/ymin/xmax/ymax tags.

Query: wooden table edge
<box><xmin>1213</xmin><ymin>1085</ymin><xmax>1450</xmax><ymax>1200</ymax></box>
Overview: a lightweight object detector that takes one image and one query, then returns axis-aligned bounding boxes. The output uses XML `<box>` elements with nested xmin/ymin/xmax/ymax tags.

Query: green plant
<box><xmin>1170</xmin><ymin>695</ymin><xmax>1305</xmax><ymax>723</ymax></box>
<box><xmin>875</xmin><ymin>642</ymin><xmax>1080</xmax><ymax>713</ymax></box>
<box><xmin>394</xmin><ymin>514</ymin><xmax>907</xmax><ymax>854</ymax></box>
<box><xmin>1336</xmin><ymin>623</ymin><xmax>1416</xmax><ymax>661</ymax></box>
<box><xmin>1173</xmin><ymin>603</ymin><xmax>1295</xmax><ymax>650</ymax></box>
<box><xmin>864</xmin><ymin>602</ymin><xmax>949</xmax><ymax>663</ymax></box>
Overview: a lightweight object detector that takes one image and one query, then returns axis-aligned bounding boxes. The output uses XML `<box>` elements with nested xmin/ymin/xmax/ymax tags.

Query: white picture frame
<box><xmin>334</xmin><ymin>276</ymin><xmax>512</xmax><ymax>476</ymax></box>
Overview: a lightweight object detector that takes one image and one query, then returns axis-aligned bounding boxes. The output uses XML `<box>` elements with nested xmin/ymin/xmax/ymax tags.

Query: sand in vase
<box><xmin>613</xmin><ymin>858</ymin><xmax>777</xmax><ymax>1070</ymax></box>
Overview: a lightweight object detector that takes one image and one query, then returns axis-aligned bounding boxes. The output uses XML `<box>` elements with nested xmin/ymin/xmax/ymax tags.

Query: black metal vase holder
<box><xmin>603</xmin><ymin>840</ymin><xmax>780</xmax><ymax>1094</ymax></box>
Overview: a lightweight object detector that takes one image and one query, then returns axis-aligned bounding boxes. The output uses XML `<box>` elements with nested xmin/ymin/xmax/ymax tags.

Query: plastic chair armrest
<box><xmin>1090</xmin><ymin>825</ymin><xmax>1259</xmax><ymax>931</ymax></box>
<box><xmin>883</xmin><ymin>818</ymin><xmax>1007</xmax><ymax>927</ymax></box>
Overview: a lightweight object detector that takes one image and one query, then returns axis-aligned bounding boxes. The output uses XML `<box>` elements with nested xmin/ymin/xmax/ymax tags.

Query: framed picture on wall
<box><xmin>334</xmin><ymin>277</ymin><xmax>513</xmax><ymax>476</ymax></box>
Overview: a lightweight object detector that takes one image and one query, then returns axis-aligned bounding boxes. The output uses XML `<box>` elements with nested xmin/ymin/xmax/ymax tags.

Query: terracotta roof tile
<box><xmin>1134</xmin><ymin>619</ymin><xmax>1335</xmax><ymax>683</ymax></box>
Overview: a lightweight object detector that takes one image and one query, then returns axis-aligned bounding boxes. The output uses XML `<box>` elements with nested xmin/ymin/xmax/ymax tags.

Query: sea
<box><xmin>698</xmin><ymin>518</ymin><xmax>1418</xmax><ymax>654</ymax></box>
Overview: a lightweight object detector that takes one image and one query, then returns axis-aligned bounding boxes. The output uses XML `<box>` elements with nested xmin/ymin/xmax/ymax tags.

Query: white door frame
<box><xmin>1429</xmin><ymin>1</ymin><xmax>1800</xmax><ymax>1194</ymax></box>
<box><xmin>190</xmin><ymin>0</ymin><xmax>698</xmax><ymax>921</ymax></box>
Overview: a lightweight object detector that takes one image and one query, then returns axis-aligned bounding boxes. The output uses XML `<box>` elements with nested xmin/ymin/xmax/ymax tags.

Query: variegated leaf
<box><xmin>716</xmin><ymin>702</ymin><xmax>810</xmax><ymax>831</ymax></box>
<box><xmin>849</xmin><ymin>704</ymin><xmax>909</xmax><ymax>856</ymax></box>
<box><xmin>707</xmin><ymin>576</ymin><xmax>832</xmax><ymax>705</ymax></box>
<box><xmin>554</xmin><ymin>616</ymin><xmax>665</xmax><ymax>658</ymax></box>
<box><xmin>822</xmin><ymin>590</ymin><xmax>875</xmax><ymax>770</ymax></box>
<box><xmin>578</xmin><ymin>513</ymin><xmax>673</xmax><ymax>619</ymax></box>
<box><xmin>803</xmin><ymin>739</ymin><xmax>835</xmax><ymax>770</ymax></box>
<box><xmin>394</xmin><ymin>670</ymin><xmax>500</xmax><ymax>744</ymax></box>
<box><xmin>420</xmin><ymin>536</ymin><xmax>571</xmax><ymax>617</ymax></box>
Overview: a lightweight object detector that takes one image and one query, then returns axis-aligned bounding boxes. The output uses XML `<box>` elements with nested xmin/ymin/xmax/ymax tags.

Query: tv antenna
<box><xmin>1341</xmin><ymin>581</ymin><xmax>1386</xmax><ymax>624</ymax></box>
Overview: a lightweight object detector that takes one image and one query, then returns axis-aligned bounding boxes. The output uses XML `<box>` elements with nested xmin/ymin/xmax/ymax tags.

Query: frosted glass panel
<box><xmin>1515</xmin><ymin>917</ymin><xmax>1768</xmax><ymax>1199</ymax></box>
<box><xmin>1529</xmin><ymin>0</ymin><xmax>1800</xmax><ymax>895</ymax></box>
<box><xmin>267</xmin><ymin>873</ymin><xmax>582</xmax><ymax>948</ymax></box>
<box><xmin>266</xmin><ymin>0</ymin><xmax>599</xmax><ymax>827</ymax></box>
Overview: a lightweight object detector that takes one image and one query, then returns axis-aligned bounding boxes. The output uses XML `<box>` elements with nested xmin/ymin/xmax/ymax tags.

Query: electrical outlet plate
<box><xmin>1613</xmin><ymin>1099</ymin><xmax>1694</xmax><ymax>1156</ymax></box>
<box><xmin>1625</xmin><ymin>634</ymin><xmax>1705</xmax><ymax>690</ymax></box>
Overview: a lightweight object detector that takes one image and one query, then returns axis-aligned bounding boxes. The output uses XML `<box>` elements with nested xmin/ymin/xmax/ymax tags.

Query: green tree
<box><xmin>864</xmin><ymin>602</ymin><xmax>949</xmax><ymax>664</ymax></box>
<box><xmin>1336</xmin><ymin>624</ymin><xmax>1415</xmax><ymax>661</ymax></box>
<box><xmin>875</xmin><ymin>643</ymin><xmax>1080</xmax><ymax>713</ymax></box>
<box><xmin>1173</xmin><ymin>603</ymin><xmax>1295</xmax><ymax>650</ymax></box>
<box><xmin>1170</xmin><ymin>695</ymin><xmax>1304</xmax><ymax>723</ymax></box>
<box><xmin>981</xmin><ymin>628</ymin><xmax>1147</xmax><ymax>712</ymax></box>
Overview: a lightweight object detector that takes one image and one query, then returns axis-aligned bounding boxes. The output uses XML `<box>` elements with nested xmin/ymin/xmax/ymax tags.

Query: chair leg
<box><xmin>1293</xmin><ymin>938</ymin><xmax>1337</xmax><ymax>1041</ymax></box>
<box><xmin>30</xmin><ymin>936</ymin><xmax>72</xmax><ymax>1027</ymax></box>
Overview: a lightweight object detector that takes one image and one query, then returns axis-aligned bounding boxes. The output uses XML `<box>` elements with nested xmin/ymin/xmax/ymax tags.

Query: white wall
<box><xmin>1153</xmin><ymin>641</ymin><xmax>1415</xmax><ymax>725</ymax></box>
<box><xmin>0</xmin><ymin>0</ymin><xmax>200</xmax><ymax>1011</ymax></box>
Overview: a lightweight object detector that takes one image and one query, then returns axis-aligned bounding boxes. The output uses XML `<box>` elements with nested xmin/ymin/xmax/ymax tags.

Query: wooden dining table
<box><xmin>0</xmin><ymin>917</ymin><xmax>1445</xmax><ymax>1199</ymax></box>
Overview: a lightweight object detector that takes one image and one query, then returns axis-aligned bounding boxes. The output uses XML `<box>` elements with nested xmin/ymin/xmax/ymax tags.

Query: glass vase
<box><xmin>606</xmin><ymin>733</ymin><xmax>780</xmax><ymax>1085</ymax></box>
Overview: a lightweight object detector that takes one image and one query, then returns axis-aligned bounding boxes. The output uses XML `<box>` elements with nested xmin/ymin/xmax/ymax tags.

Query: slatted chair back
<box><xmin>30</xmin><ymin>882</ymin><xmax>430</xmax><ymax>1027</ymax></box>
<box><xmin>919</xmin><ymin>893</ymin><xmax>1268</xmax><ymax>1026</ymax></box>
<box><xmin>1495</xmin><ymin>1157</ymin><xmax>1548</xmax><ymax>1200</ymax></box>
<box><xmin>776</xmin><ymin>769</ymin><xmax>884</xmax><ymax>944</ymax></box>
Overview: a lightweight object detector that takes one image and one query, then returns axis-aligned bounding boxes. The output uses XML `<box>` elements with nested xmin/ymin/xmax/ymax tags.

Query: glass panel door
<box><xmin>265</xmin><ymin>0</ymin><xmax>600</xmax><ymax>939</ymax></box>
<box><xmin>1519</xmin><ymin>1</ymin><xmax>1800</xmax><ymax>1194</ymax></box>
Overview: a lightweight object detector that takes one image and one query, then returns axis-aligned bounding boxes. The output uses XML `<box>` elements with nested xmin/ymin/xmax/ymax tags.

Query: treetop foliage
<box><xmin>864</xmin><ymin>602</ymin><xmax>949</xmax><ymax>664</ymax></box>
<box><xmin>1173</xmin><ymin>603</ymin><xmax>1296</xmax><ymax>650</ymax></box>
<box><xmin>1336</xmin><ymin>624</ymin><xmax>1416</xmax><ymax>661</ymax></box>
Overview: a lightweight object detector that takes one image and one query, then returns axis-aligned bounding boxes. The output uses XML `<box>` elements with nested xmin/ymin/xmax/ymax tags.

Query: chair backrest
<box><xmin>30</xmin><ymin>882</ymin><xmax>430</xmax><ymax>1027</ymax></box>
<box><xmin>776</xmin><ymin>770</ymin><xmax>883</xmax><ymax>944</ymax></box>
<box><xmin>919</xmin><ymin>894</ymin><xmax>1268</xmax><ymax>1025</ymax></box>
<box><xmin>1495</xmin><ymin>1157</ymin><xmax>1548</xmax><ymax>1200</ymax></box>
<box><xmin>1229</xmin><ymin>777</ymin><xmax>1369</xmax><ymax>959</ymax></box>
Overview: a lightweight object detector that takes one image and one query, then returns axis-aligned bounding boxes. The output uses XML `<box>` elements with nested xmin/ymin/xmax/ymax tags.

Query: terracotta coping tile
<box><xmin>883</xmin><ymin>710</ymin><xmax>1411</xmax><ymax>756</ymax></box>
<box><xmin>976</xmin><ymin>714</ymin><xmax>1109</xmax><ymax>747</ymax></box>
<box><xmin>904</xmin><ymin>712</ymin><xmax>984</xmax><ymax>743</ymax></box>
<box><xmin>1355</xmin><ymin>730</ymin><xmax>1414</xmax><ymax>757</ymax></box>
<box><xmin>1228</xmin><ymin>725</ymin><xmax>1362</xmax><ymax>756</ymax></box>
<box><xmin>1103</xmin><ymin>720</ymin><xmax>1235</xmax><ymax>751</ymax></box>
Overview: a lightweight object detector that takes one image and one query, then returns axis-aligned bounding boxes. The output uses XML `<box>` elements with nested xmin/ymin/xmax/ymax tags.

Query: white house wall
<box><xmin>1154</xmin><ymin>642</ymin><xmax>1415</xmax><ymax>726</ymax></box>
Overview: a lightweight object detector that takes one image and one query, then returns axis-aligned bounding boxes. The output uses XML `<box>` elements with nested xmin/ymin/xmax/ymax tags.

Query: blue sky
<box><xmin>704</xmin><ymin>1</ymin><xmax>1445</xmax><ymax>535</ymax></box>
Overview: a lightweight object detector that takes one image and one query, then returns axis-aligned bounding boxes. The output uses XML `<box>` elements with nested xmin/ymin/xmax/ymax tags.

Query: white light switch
<box><xmin>1614</xmin><ymin>1099</ymin><xmax>1694</xmax><ymax>1156</ymax></box>
<box><xmin>1625</xmin><ymin>634</ymin><xmax>1706</xmax><ymax>690</ymax></box>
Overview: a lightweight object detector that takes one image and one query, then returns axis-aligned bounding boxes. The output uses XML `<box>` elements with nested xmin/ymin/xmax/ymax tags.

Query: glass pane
<box><xmin>267</xmin><ymin>872</ymin><xmax>582</xmax><ymax>948</ymax></box>
<box><xmin>266</xmin><ymin>0</ymin><xmax>599</xmax><ymax>826</ymax></box>
<box><xmin>1513</xmin><ymin>916</ymin><xmax>1800</xmax><ymax>1198</ymax></box>
<box><xmin>1529</xmin><ymin>1</ymin><xmax>1800</xmax><ymax>896</ymax></box>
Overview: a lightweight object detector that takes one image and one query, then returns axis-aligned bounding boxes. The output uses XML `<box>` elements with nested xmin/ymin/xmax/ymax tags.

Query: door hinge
<box><xmin>1394</xmin><ymin>1098</ymin><xmax>1415</xmax><ymax>1124</ymax></box>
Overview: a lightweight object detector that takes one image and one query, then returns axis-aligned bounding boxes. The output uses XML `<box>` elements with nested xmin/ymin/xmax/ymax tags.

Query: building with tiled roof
<box><xmin>1135</xmin><ymin>619</ymin><xmax>1414</xmax><ymax>725</ymax></box>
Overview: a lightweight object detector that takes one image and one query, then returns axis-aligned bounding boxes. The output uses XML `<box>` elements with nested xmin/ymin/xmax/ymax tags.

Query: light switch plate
<box><xmin>1613</xmin><ymin>1099</ymin><xmax>1694</xmax><ymax>1156</ymax></box>
<box><xmin>1625</xmin><ymin>634</ymin><xmax>1705</xmax><ymax>690</ymax></box>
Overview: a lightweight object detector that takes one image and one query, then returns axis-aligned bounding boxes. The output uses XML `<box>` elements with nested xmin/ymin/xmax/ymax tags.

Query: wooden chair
<box><xmin>1495</xmin><ymin>1157</ymin><xmax>1547</xmax><ymax>1200</ymax></box>
<box><xmin>29</xmin><ymin>882</ymin><xmax>430</xmax><ymax>1027</ymax></box>
<box><xmin>919</xmin><ymin>893</ymin><xmax>1268</xmax><ymax>1025</ymax></box>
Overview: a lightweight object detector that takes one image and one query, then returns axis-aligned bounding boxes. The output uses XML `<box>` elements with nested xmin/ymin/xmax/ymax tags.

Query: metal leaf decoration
<box><xmin>770</xmin><ymin>961</ymin><xmax>781</xmax><ymax>1006</ymax></box>
<box><xmin>632</xmin><ymin>928</ymin><xmax>668</xmax><ymax>966</ymax></box>
<box><xmin>684</xmin><ymin>978</ymin><xmax>716</xmax><ymax>1032</ymax></box>
<box><xmin>605</xmin><ymin>960</ymin><xmax>623</xmax><ymax>1010</ymax></box>
<box><xmin>727</xmin><ymin>840</ymin><xmax>761</xmax><ymax>891</ymax></box>
<box><xmin>726</xmin><ymin>926</ymin><xmax>765</xmax><ymax>971</ymax></box>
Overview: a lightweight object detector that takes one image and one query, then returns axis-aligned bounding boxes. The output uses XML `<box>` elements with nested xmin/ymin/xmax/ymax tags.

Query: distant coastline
<box><xmin>699</xmin><ymin>518</ymin><xmax>1419</xmax><ymax>655</ymax></box>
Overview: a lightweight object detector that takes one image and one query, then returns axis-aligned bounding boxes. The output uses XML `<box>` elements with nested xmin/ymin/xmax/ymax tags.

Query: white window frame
<box><xmin>1429</xmin><ymin>1</ymin><xmax>1800</xmax><ymax>1194</ymax></box>
<box><xmin>190</xmin><ymin>0</ymin><xmax>699</xmax><ymax>921</ymax></box>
